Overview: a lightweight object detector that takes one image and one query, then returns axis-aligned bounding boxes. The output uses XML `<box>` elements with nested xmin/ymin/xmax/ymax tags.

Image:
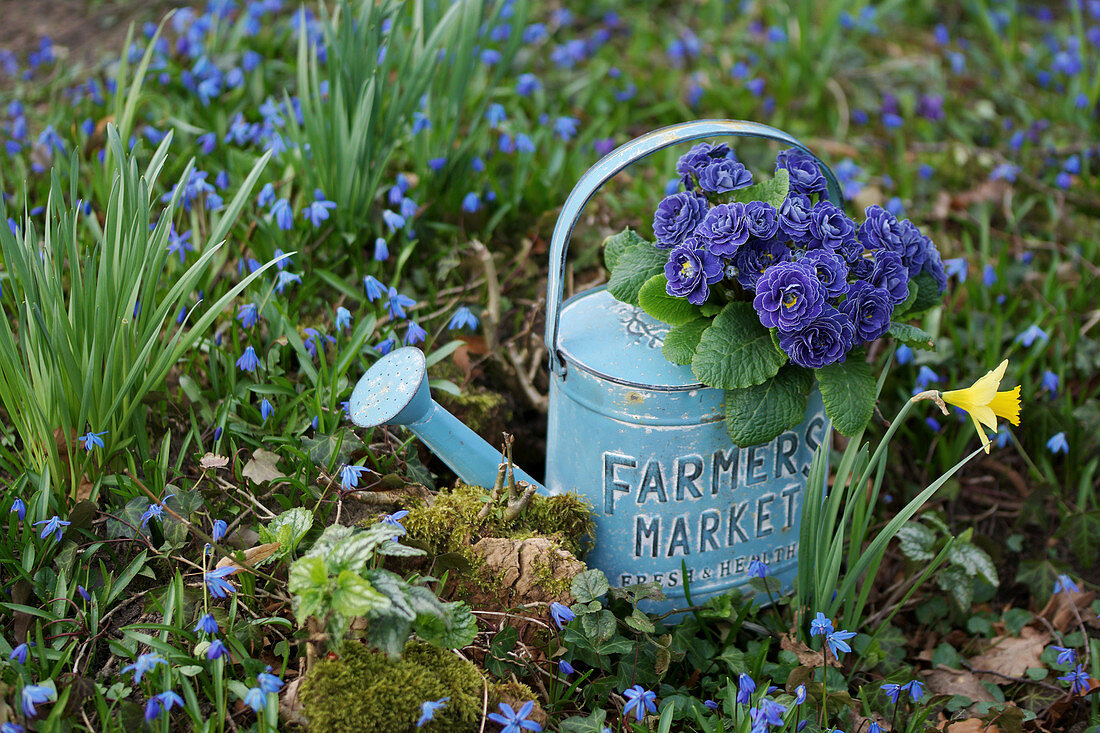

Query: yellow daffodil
<box><xmin>933</xmin><ymin>359</ymin><xmax>1021</xmax><ymax>453</ymax></box>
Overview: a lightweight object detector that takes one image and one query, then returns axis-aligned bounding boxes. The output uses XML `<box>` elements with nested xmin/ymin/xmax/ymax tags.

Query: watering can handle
<box><xmin>544</xmin><ymin>119</ymin><xmax>842</xmax><ymax>377</ymax></box>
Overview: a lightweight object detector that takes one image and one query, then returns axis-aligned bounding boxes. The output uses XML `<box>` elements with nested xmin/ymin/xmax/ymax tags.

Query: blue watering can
<box><xmin>351</xmin><ymin>120</ymin><xmax>840</xmax><ymax>613</ymax></box>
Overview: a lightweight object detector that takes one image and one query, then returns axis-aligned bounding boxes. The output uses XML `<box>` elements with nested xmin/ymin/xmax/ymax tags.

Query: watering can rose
<box><xmin>604</xmin><ymin>138</ymin><xmax>947</xmax><ymax>444</ymax></box>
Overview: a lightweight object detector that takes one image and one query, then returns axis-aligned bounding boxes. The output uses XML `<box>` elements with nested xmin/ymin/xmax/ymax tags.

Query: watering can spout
<box><xmin>348</xmin><ymin>347</ymin><xmax>545</xmax><ymax>492</ymax></box>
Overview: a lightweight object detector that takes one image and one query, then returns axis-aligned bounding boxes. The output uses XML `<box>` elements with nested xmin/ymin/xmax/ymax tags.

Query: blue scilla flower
<box><xmin>1059</xmin><ymin>664</ymin><xmax>1091</xmax><ymax>694</ymax></box>
<box><xmin>381</xmin><ymin>510</ymin><xmax>409</xmax><ymax>535</ymax></box>
<box><xmin>237</xmin><ymin>346</ymin><xmax>262</xmax><ymax>373</ymax></box>
<box><xmin>145</xmin><ymin>690</ymin><xmax>184</xmax><ymax>722</ymax></box>
<box><xmin>237</xmin><ymin>303</ymin><xmax>259</xmax><ymax>329</ymax></box>
<box><xmin>122</xmin><ymin>652</ymin><xmax>167</xmax><ymax>683</ymax></box>
<box><xmin>703</xmin><ymin>699</ymin><xmax>718</xmax><ymax>710</ymax></box>
<box><xmin>244</xmin><ymin>686</ymin><xmax>266</xmax><ymax>712</ymax></box>
<box><xmin>1047</xmin><ymin>432</ymin><xmax>1069</xmax><ymax>454</ymax></box>
<box><xmin>258</xmin><ymin>668</ymin><xmax>284</xmax><ymax>694</ymax></box>
<box><xmin>404</xmin><ymin>321</ymin><xmax>427</xmax><ymax>346</ymax></box>
<box><xmin>868</xmin><ymin>724</ymin><xmax>883</xmax><ymax>733</ymax></box>
<box><xmin>363</xmin><ymin>275</ymin><xmax>384</xmax><ymax>302</ymax></box>
<box><xmin>411</xmin><ymin>111</ymin><xmax>431</xmax><ymax>135</ymax></box>
<box><xmin>20</xmin><ymin>684</ymin><xmax>55</xmax><ymax>718</ymax></box>
<box><xmin>1051</xmin><ymin>644</ymin><xmax>1077</xmax><ymax>666</ymax></box>
<box><xmin>1015</xmin><ymin>324</ymin><xmax>1048</xmax><ymax>347</ymax></box>
<box><xmin>80</xmin><ymin>430</ymin><xmax>107</xmax><ymax>451</ymax></box>
<box><xmin>622</xmin><ymin>686</ymin><xmax>657</xmax><ymax>722</ymax></box>
<box><xmin>747</xmin><ymin>559</ymin><xmax>769</xmax><ymax>577</ymax></box>
<box><xmin>167</xmin><ymin>227</ymin><xmax>194</xmax><ymax>263</ymax></box>
<box><xmin>982</xmin><ymin>264</ymin><xmax>997</xmax><ymax>287</ymax></box>
<box><xmin>194</xmin><ymin>613</ymin><xmax>219</xmax><ymax>635</ymax></box>
<box><xmin>881</xmin><ymin>682</ymin><xmax>902</xmax><ymax>703</ymax></box>
<box><xmin>902</xmin><ymin>679</ymin><xmax>924</xmax><ymax>701</ymax></box>
<box><xmin>257</xmin><ymin>182</ymin><xmax>276</xmax><ymax>208</ymax></box>
<box><xmin>736</xmin><ymin>672</ymin><xmax>756</xmax><ymax>704</ymax></box>
<box><xmin>10</xmin><ymin>642</ymin><xmax>33</xmax><ymax>663</ymax></box>
<box><xmin>197</xmin><ymin>132</ymin><xmax>216</xmax><ymax>154</ymax></box>
<box><xmin>11</xmin><ymin>497</ymin><xmax>25</xmax><ymax>521</ymax></box>
<box><xmin>2</xmin><ymin>721</ymin><xmax>24</xmax><ymax>733</ymax></box>
<box><xmin>558</xmin><ymin>659</ymin><xmax>574</xmax><ymax>676</ymax></box>
<box><xmin>212</xmin><ymin>519</ymin><xmax>228</xmax><ymax>542</ymax></box>
<box><xmin>274</xmin><ymin>270</ymin><xmax>302</xmax><ymax>294</ymax></box>
<box><xmin>418</xmin><ymin>697</ymin><xmax>450</xmax><ymax>727</ymax></box>
<box><xmin>515</xmin><ymin>133</ymin><xmax>535</xmax><ymax>153</ymax></box>
<box><xmin>794</xmin><ymin>684</ymin><xmax>807</xmax><ymax>704</ymax></box>
<box><xmin>486</xmin><ymin>103</ymin><xmax>506</xmax><ymax>128</ymax></box>
<box><xmin>335</xmin><ymin>307</ymin><xmax>352</xmax><ymax>332</ymax></box>
<box><xmin>34</xmin><ymin>516</ymin><xmax>70</xmax><ymax>543</ymax></box>
<box><xmin>461</xmin><ymin>192</ymin><xmax>481</xmax><ymax>213</ymax></box>
<box><xmin>385</xmin><ymin>288</ymin><xmax>416</xmax><ymax>320</ymax></box>
<box><xmin>926</xmin><ymin>417</ymin><xmax>942</xmax><ymax>432</ymax></box>
<box><xmin>340</xmin><ymin>465</ymin><xmax>369</xmax><ymax>491</ymax></box>
<box><xmin>374</xmin><ymin>237</ymin><xmax>389</xmax><ymax>261</ymax></box>
<box><xmin>750</xmin><ymin>698</ymin><xmax>786</xmax><ymax>727</ymax></box>
<box><xmin>448</xmin><ymin>307</ymin><xmax>479</xmax><ymax>331</ymax></box>
<box><xmin>943</xmin><ymin>257</ymin><xmax>968</xmax><ymax>282</ymax></box>
<box><xmin>206</xmin><ymin>638</ymin><xmax>229</xmax><ymax>660</ymax></box>
<box><xmin>271</xmin><ymin>199</ymin><xmax>293</xmax><ymax>230</ymax></box>
<box><xmin>895</xmin><ymin>344</ymin><xmax>913</xmax><ymax>365</ymax></box>
<box><xmin>140</xmin><ymin>502</ymin><xmax>165</xmax><ymax>529</ymax></box>
<box><xmin>1054</xmin><ymin>574</ymin><xmax>1080</xmax><ymax>594</ymax></box>
<box><xmin>260</xmin><ymin>398</ymin><xmax>274</xmax><ymax>422</ymax></box>
<box><xmin>375</xmin><ymin>337</ymin><xmax>395</xmax><ymax>355</ymax></box>
<box><xmin>810</xmin><ymin>612</ymin><xmax>834</xmax><ymax>637</ymax></box>
<box><xmin>915</xmin><ymin>365</ymin><xmax>940</xmax><ymax>390</ymax></box>
<box><xmin>399</xmin><ymin>197</ymin><xmax>417</xmax><ymax>220</ymax></box>
<box><xmin>549</xmin><ymin>602</ymin><xmax>574</xmax><ymax>629</ymax></box>
<box><xmin>204</xmin><ymin>566</ymin><xmax>237</xmax><ymax>598</ymax></box>
<box><xmin>553</xmin><ymin>116</ymin><xmax>579</xmax><ymax>141</ymax></box>
<box><xmin>382</xmin><ymin>209</ymin><xmax>405</xmax><ymax>232</ymax></box>
<box><xmin>488</xmin><ymin>700</ymin><xmax>542</xmax><ymax>732</ymax></box>
<box><xmin>516</xmin><ymin>73</ymin><xmax>541</xmax><ymax>95</ymax></box>
<box><xmin>1041</xmin><ymin>370</ymin><xmax>1059</xmax><ymax>396</ymax></box>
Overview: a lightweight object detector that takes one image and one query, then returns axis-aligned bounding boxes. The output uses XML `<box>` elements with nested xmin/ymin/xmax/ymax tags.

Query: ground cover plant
<box><xmin>0</xmin><ymin>0</ymin><xmax>1097</xmax><ymax>731</ymax></box>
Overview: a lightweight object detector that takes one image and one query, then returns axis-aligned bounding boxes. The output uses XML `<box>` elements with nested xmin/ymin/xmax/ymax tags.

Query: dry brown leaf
<box><xmin>924</xmin><ymin>667</ymin><xmax>997</xmax><ymax>707</ymax></box>
<box><xmin>781</xmin><ymin>634</ymin><xmax>841</xmax><ymax>668</ymax></box>
<box><xmin>939</xmin><ymin>719</ymin><xmax>1001</xmax><ymax>732</ymax></box>
<box><xmin>967</xmin><ymin>625</ymin><xmax>1048</xmax><ymax>682</ymax></box>
<box><xmin>75</xmin><ymin>478</ymin><xmax>94</xmax><ymax>503</ymax></box>
<box><xmin>216</xmin><ymin>542</ymin><xmax>281</xmax><ymax>572</ymax></box>
<box><xmin>242</xmin><ymin>449</ymin><xmax>286</xmax><ymax>484</ymax></box>
<box><xmin>200</xmin><ymin>453</ymin><xmax>230</xmax><ymax>470</ymax></box>
<box><xmin>1038</xmin><ymin>588</ymin><xmax>1096</xmax><ymax>632</ymax></box>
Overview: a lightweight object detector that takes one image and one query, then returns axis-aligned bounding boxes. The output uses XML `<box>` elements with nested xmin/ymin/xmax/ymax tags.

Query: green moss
<box><xmin>437</xmin><ymin>388</ymin><xmax>508</xmax><ymax>434</ymax></box>
<box><xmin>403</xmin><ymin>481</ymin><xmax>594</xmax><ymax>558</ymax></box>
<box><xmin>301</xmin><ymin>641</ymin><xmax>483</xmax><ymax>733</ymax></box>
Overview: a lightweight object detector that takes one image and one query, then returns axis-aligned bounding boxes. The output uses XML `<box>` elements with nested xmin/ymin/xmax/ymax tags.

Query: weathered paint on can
<box><xmin>546</xmin><ymin>289</ymin><xmax>828</xmax><ymax>612</ymax></box>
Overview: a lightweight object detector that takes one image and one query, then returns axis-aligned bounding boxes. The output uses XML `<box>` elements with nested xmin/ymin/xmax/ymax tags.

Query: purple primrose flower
<box><xmin>753</xmin><ymin>262</ymin><xmax>827</xmax><ymax>332</ymax></box>
<box><xmin>653</xmin><ymin>192</ymin><xmax>708</xmax><ymax>248</ymax></box>
<box><xmin>839</xmin><ymin>280</ymin><xmax>893</xmax><ymax>343</ymax></box>
<box><xmin>777</xmin><ymin>306</ymin><xmax>855</xmax><ymax>368</ymax></box>
<box><xmin>696</xmin><ymin>202</ymin><xmax>750</xmax><ymax>256</ymax></box>
<box><xmin>665</xmin><ymin>242</ymin><xmax>724</xmax><ymax>305</ymax></box>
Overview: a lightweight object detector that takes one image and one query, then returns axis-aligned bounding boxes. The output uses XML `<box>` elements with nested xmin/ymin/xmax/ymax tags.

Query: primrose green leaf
<box><xmin>731</xmin><ymin>168</ymin><xmax>789</xmax><ymax>208</ymax></box>
<box><xmin>816</xmin><ymin>353</ymin><xmax>876</xmax><ymax>436</ymax></box>
<box><xmin>887</xmin><ymin>322</ymin><xmax>935</xmax><ymax>350</ymax></box>
<box><xmin>905</xmin><ymin>272</ymin><xmax>943</xmax><ymax>317</ymax></box>
<box><xmin>637</xmin><ymin>274</ymin><xmax>702</xmax><ymax>326</ymax></box>
<box><xmin>603</xmin><ymin>228</ymin><xmax>649</xmax><ymax>272</ymax></box>
<box><xmin>607</xmin><ymin>243</ymin><xmax>668</xmax><ymax>307</ymax></box>
<box><xmin>332</xmin><ymin>570</ymin><xmax>389</xmax><ymax>617</ymax></box>
<box><xmin>723</xmin><ymin>365</ymin><xmax>813</xmax><ymax>447</ymax></box>
<box><xmin>691</xmin><ymin>302</ymin><xmax>787</xmax><ymax>389</ymax></box>
<box><xmin>662</xmin><ymin>318</ymin><xmax>709</xmax><ymax>365</ymax></box>
<box><xmin>571</xmin><ymin>569</ymin><xmax>610</xmax><ymax>603</ymax></box>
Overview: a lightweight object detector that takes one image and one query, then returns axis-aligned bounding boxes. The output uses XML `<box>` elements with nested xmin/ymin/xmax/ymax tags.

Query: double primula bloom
<box><xmin>912</xmin><ymin>359</ymin><xmax>1021</xmax><ymax>453</ymax></box>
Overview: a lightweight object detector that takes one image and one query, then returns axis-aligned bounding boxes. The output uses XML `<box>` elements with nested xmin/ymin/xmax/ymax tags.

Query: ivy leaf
<box><xmin>607</xmin><ymin>243</ymin><xmax>668</xmax><ymax>307</ymax></box>
<box><xmin>887</xmin><ymin>322</ymin><xmax>935</xmax><ymax>350</ymax></box>
<box><xmin>896</xmin><ymin>522</ymin><xmax>937</xmax><ymax>562</ymax></box>
<box><xmin>816</xmin><ymin>353</ymin><xmax>875</xmax><ymax>437</ymax></box>
<box><xmin>948</xmin><ymin>542</ymin><xmax>999</xmax><ymax>586</ymax></box>
<box><xmin>723</xmin><ymin>365</ymin><xmax>813</xmax><ymax>447</ymax></box>
<box><xmin>571</xmin><ymin>569</ymin><xmax>610</xmax><ymax>603</ymax></box>
<box><xmin>662</xmin><ymin>318</ymin><xmax>709</xmax><ymax>365</ymax></box>
<box><xmin>638</xmin><ymin>274</ymin><xmax>702</xmax><ymax>326</ymax></box>
<box><xmin>603</xmin><ymin>228</ymin><xmax>649</xmax><ymax>272</ymax></box>
<box><xmin>691</xmin><ymin>302</ymin><xmax>787</xmax><ymax>389</ymax></box>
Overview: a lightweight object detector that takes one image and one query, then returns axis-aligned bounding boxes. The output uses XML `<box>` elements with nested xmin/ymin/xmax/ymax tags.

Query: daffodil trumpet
<box><xmin>911</xmin><ymin>359</ymin><xmax>1021</xmax><ymax>453</ymax></box>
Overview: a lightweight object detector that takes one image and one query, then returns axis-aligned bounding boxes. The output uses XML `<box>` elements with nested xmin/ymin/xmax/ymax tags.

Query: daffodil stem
<box><xmin>855</xmin><ymin>398</ymin><xmax>918</xmax><ymax>490</ymax></box>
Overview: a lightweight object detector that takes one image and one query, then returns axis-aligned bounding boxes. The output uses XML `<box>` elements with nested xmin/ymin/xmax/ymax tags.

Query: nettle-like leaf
<box><xmin>662</xmin><ymin>318</ymin><xmax>708</xmax><ymax>365</ymax></box>
<box><xmin>724</xmin><ymin>365</ymin><xmax>813</xmax><ymax>447</ymax></box>
<box><xmin>258</xmin><ymin>507</ymin><xmax>314</xmax><ymax>558</ymax></box>
<box><xmin>607</xmin><ymin>242</ymin><xmax>668</xmax><ymax>307</ymax></box>
<box><xmin>414</xmin><ymin>599</ymin><xmax>479</xmax><ymax>649</ymax></box>
<box><xmin>288</xmin><ymin>556</ymin><xmax>330</xmax><ymax>624</ymax></box>
<box><xmin>816</xmin><ymin>352</ymin><xmax>875</xmax><ymax>437</ymax></box>
<box><xmin>363</xmin><ymin>569</ymin><xmax>416</xmax><ymax>622</ymax></box>
<box><xmin>936</xmin><ymin>565</ymin><xmax>973</xmax><ymax>610</ymax></box>
<box><xmin>896</xmin><ymin>522</ymin><xmax>937</xmax><ymax>562</ymax></box>
<box><xmin>603</xmin><ymin>228</ymin><xmax>649</xmax><ymax>271</ymax></box>
<box><xmin>948</xmin><ymin>542</ymin><xmax>999</xmax><ymax>586</ymax></box>
<box><xmin>637</xmin><ymin>274</ymin><xmax>702</xmax><ymax>326</ymax></box>
<box><xmin>331</xmin><ymin>570</ymin><xmax>390</xmax><ymax>618</ymax></box>
<box><xmin>887</xmin><ymin>322</ymin><xmax>935</xmax><ymax>350</ymax></box>
<box><xmin>571</xmin><ymin>569</ymin><xmax>610</xmax><ymax>603</ymax></box>
<box><xmin>691</xmin><ymin>302</ymin><xmax>787</xmax><ymax>390</ymax></box>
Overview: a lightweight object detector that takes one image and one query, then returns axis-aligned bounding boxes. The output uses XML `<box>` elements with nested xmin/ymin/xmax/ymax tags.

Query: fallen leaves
<box><xmin>939</xmin><ymin>719</ymin><xmax>1001</xmax><ymax>733</ymax></box>
<box><xmin>1038</xmin><ymin>587</ymin><xmax>1096</xmax><ymax>632</ymax></box>
<box><xmin>781</xmin><ymin>634</ymin><xmax>840</xmax><ymax>668</ymax></box>
<box><xmin>242</xmin><ymin>449</ymin><xmax>286</xmax><ymax>484</ymax></box>
<box><xmin>923</xmin><ymin>667</ymin><xmax>997</xmax><ymax>705</ymax></box>
<box><xmin>967</xmin><ymin>625</ymin><xmax>1048</xmax><ymax>682</ymax></box>
<box><xmin>216</xmin><ymin>543</ymin><xmax>281</xmax><ymax>572</ymax></box>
